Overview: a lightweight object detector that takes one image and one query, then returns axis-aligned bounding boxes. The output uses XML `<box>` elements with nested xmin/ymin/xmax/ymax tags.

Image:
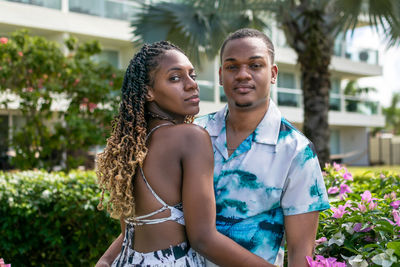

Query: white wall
<box><xmin>340</xmin><ymin>127</ymin><xmax>369</xmax><ymax>166</ymax></box>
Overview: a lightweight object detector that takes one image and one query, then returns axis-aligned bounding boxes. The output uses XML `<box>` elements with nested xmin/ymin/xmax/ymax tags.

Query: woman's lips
<box><xmin>185</xmin><ymin>95</ymin><xmax>200</xmax><ymax>103</ymax></box>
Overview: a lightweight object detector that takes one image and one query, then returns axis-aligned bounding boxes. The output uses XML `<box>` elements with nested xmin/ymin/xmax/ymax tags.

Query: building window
<box><xmin>330</xmin><ymin>129</ymin><xmax>340</xmax><ymax>155</ymax></box>
<box><xmin>220</xmin><ymin>86</ymin><xmax>227</xmax><ymax>102</ymax></box>
<box><xmin>277</xmin><ymin>92</ymin><xmax>301</xmax><ymax>107</ymax></box>
<box><xmin>198</xmin><ymin>81</ymin><xmax>214</xmax><ymax>102</ymax></box>
<box><xmin>329</xmin><ymin>78</ymin><xmax>341</xmax><ymax>111</ymax></box>
<box><xmin>5</xmin><ymin>0</ymin><xmax>61</xmax><ymax>10</ymax></box>
<box><xmin>68</xmin><ymin>0</ymin><xmax>138</xmax><ymax>20</ymax></box>
<box><xmin>277</xmin><ymin>72</ymin><xmax>296</xmax><ymax>89</ymax></box>
<box><xmin>331</xmin><ymin>78</ymin><xmax>341</xmax><ymax>94</ymax></box>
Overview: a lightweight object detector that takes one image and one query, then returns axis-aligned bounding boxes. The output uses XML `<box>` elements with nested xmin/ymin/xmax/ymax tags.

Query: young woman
<box><xmin>95</xmin><ymin>41</ymin><xmax>273</xmax><ymax>267</ymax></box>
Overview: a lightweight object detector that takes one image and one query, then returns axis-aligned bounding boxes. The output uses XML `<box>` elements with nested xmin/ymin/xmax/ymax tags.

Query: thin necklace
<box><xmin>147</xmin><ymin>111</ymin><xmax>177</xmax><ymax>124</ymax></box>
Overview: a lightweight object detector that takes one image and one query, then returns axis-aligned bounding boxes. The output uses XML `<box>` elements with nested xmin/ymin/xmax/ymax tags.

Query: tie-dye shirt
<box><xmin>195</xmin><ymin>100</ymin><xmax>330</xmax><ymax>265</ymax></box>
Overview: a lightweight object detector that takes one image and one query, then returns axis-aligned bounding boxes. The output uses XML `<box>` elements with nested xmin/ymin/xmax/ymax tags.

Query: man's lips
<box><xmin>234</xmin><ymin>84</ymin><xmax>254</xmax><ymax>93</ymax></box>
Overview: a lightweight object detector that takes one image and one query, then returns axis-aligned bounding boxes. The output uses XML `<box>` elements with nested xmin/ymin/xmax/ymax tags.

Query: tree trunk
<box><xmin>281</xmin><ymin>5</ymin><xmax>334</xmax><ymax>167</ymax></box>
<box><xmin>299</xmin><ymin>47</ymin><xmax>331</xmax><ymax>167</ymax></box>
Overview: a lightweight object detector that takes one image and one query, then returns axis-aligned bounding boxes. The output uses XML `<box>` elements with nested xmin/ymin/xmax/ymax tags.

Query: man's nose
<box><xmin>235</xmin><ymin>66</ymin><xmax>251</xmax><ymax>80</ymax></box>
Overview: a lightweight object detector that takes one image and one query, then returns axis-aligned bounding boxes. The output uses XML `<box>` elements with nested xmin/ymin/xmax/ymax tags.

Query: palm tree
<box><xmin>132</xmin><ymin>0</ymin><xmax>400</xmax><ymax>166</ymax></box>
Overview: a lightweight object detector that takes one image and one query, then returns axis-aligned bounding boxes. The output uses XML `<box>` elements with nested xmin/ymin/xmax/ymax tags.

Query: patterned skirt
<box><xmin>111</xmin><ymin>223</ymin><xmax>206</xmax><ymax>267</ymax></box>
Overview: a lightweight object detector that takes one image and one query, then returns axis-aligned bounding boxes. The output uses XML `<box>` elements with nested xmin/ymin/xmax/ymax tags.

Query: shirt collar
<box><xmin>207</xmin><ymin>99</ymin><xmax>282</xmax><ymax>146</ymax></box>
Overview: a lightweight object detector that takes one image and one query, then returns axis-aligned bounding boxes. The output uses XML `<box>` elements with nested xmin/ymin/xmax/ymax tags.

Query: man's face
<box><xmin>219</xmin><ymin>37</ymin><xmax>278</xmax><ymax>110</ymax></box>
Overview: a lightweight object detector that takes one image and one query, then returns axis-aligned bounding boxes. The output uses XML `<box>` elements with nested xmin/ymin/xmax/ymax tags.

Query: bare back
<box><xmin>132</xmin><ymin>123</ymin><xmax>195</xmax><ymax>252</ymax></box>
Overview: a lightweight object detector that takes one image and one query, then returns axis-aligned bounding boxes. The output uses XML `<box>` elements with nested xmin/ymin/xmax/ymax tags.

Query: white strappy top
<box><xmin>125</xmin><ymin>123</ymin><xmax>185</xmax><ymax>226</ymax></box>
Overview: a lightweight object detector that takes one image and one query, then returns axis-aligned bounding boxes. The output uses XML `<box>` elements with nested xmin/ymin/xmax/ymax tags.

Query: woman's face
<box><xmin>147</xmin><ymin>50</ymin><xmax>200</xmax><ymax>118</ymax></box>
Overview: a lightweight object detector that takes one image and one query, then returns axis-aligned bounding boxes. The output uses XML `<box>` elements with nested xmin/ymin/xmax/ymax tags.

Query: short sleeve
<box><xmin>281</xmin><ymin>143</ymin><xmax>330</xmax><ymax>216</ymax></box>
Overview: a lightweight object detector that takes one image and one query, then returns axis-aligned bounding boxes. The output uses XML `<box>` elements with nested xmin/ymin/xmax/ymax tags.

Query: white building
<box><xmin>0</xmin><ymin>0</ymin><xmax>385</xmax><ymax>166</ymax></box>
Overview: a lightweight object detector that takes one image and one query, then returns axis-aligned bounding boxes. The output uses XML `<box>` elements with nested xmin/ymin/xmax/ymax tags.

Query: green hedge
<box><xmin>0</xmin><ymin>170</ymin><xmax>120</xmax><ymax>266</ymax></box>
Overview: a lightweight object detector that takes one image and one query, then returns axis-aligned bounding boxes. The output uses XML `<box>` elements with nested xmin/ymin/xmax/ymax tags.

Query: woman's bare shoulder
<box><xmin>159</xmin><ymin>124</ymin><xmax>212</xmax><ymax>153</ymax></box>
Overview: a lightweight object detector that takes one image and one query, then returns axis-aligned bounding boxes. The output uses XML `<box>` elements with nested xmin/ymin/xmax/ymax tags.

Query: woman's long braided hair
<box><xmin>96</xmin><ymin>41</ymin><xmax>193</xmax><ymax>219</ymax></box>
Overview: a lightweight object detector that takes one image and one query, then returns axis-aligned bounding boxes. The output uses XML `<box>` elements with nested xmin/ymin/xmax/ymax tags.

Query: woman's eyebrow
<box><xmin>167</xmin><ymin>67</ymin><xmax>195</xmax><ymax>72</ymax></box>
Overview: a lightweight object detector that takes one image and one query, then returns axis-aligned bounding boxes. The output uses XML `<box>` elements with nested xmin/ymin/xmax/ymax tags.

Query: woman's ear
<box><xmin>145</xmin><ymin>86</ymin><xmax>155</xmax><ymax>101</ymax></box>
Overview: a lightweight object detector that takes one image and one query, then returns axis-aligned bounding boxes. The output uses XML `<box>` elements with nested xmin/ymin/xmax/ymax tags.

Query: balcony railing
<box><xmin>273</xmin><ymin>87</ymin><xmax>380</xmax><ymax>115</ymax></box>
<box><xmin>2</xmin><ymin>0</ymin><xmax>139</xmax><ymax>20</ymax></box>
<box><xmin>197</xmin><ymin>80</ymin><xmax>380</xmax><ymax>116</ymax></box>
<box><xmin>3</xmin><ymin>0</ymin><xmax>61</xmax><ymax>10</ymax></box>
<box><xmin>335</xmin><ymin>45</ymin><xmax>379</xmax><ymax>65</ymax></box>
<box><xmin>274</xmin><ymin>29</ymin><xmax>379</xmax><ymax>65</ymax></box>
<box><xmin>69</xmin><ymin>0</ymin><xmax>139</xmax><ymax>20</ymax></box>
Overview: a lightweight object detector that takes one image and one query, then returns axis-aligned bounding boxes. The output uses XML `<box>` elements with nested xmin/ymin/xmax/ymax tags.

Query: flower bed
<box><xmin>312</xmin><ymin>163</ymin><xmax>400</xmax><ymax>267</ymax></box>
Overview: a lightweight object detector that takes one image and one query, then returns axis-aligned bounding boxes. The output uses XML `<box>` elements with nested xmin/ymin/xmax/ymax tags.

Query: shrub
<box><xmin>314</xmin><ymin>163</ymin><xmax>400</xmax><ymax>267</ymax></box>
<box><xmin>0</xmin><ymin>170</ymin><xmax>120</xmax><ymax>266</ymax></box>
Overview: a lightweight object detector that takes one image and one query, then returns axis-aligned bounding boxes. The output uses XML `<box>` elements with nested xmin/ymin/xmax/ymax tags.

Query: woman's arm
<box><xmin>95</xmin><ymin>219</ymin><xmax>126</xmax><ymax>267</ymax></box>
<box><xmin>180</xmin><ymin>125</ymin><xmax>275</xmax><ymax>267</ymax></box>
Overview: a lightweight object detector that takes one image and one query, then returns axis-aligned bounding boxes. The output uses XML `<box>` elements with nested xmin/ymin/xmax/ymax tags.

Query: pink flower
<box><xmin>18</xmin><ymin>51</ymin><xmax>23</xmax><ymax>56</ymax></box>
<box><xmin>322</xmin><ymin>171</ymin><xmax>327</xmax><ymax>177</ymax></box>
<box><xmin>358</xmin><ymin>203</ymin><xmax>367</xmax><ymax>212</ymax></box>
<box><xmin>315</xmin><ymin>237</ymin><xmax>327</xmax><ymax>245</ymax></box>
<box><xmin>331</xmin><ymin>202</ymin><xmax>351</xmax><ymax>218</ymax></box>
<box><xmin>0</xmin><ymin>37</ymin><xmax>8</xmax><ymax>44</ymax></box>
<box><xmin>361</xmin><ymin>190</ymin><xmax>372</xmax><ymax>202</ymax></box>
<box><xmin>0</xmin><ymin>258</ymin><xmax>11</xmax><ymax>267</ymax></box>
<box><xmin>391</xmin><ymin>200</ymin><xmax>400</xmax><ymax>209</ymax></box>
<box><xmin>360</xmin><ymin>190</ymin><xmax>377</xmax><ymax>203</ymax></box>
<box><xmin>368</xmin><ymin>201</ymin><xmax>377</xmax><ymax>210</ymax></box>
<box><xmin>391</xmin><ymin>192</ymin><xmax>397</xmax><ymax>200</ymax></box>
<box><xmin>88</xmin><ymin>102</ymin><xmax>97</xmax><ymax>112</ymax></box>
<box><xmin>339</xmin><ymin>183</ymin><xmax>352</xmax><ymax>199</ymax></box>
<box><xmin>306</xmin><ymin>255</ymin><xmax>346</xmax><ymax>267</ymax></box>
<box><xmin>380</xmin><ymin>173</ymin><xmax>386</xmax><ymax>179</ymax></box>
<box><xmin>393</xmin><ymin>210</ymin><xmax>400</xmax><ymax>226</ymax></box>
<box><xmin>333</xmin><ymin>162</ymin><xmax>342</xmax><ymax>171</ymax></box>
<box><xmin>340</xmin><ymin>183</ymin><xmax>352</xmax><ymax>194</ymax></box>
<box><xmin>343</xmin><ymin>171</ymin><xmax>353</xmax><ymax>181</ymax></box>
<box><xmin>327</xmin><ymin>186</ymin><xmax>339</xmax><ymax>194</ymax></box>
<box><xmin>73</xmin><ymin>78</ymin><xmax>80</xmax><ymax>86</ymax></box>
<box><xmin>109</xmin><ymin>81</ymin><xmax>114</xmax><ymax>86</ymax></box>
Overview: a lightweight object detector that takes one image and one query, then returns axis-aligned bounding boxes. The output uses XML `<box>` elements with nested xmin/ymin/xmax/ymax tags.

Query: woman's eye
<box><xmin>170</xmin><ymin>76</ymin><xmax>180</xmax><ymax>81</ymax></box>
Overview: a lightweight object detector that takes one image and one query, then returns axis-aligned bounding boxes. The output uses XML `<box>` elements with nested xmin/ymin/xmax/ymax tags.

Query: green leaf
<box><xmin>388</xmin><ymin>242</ymin><xmax>400</xmax><ymax>257</ymax></box>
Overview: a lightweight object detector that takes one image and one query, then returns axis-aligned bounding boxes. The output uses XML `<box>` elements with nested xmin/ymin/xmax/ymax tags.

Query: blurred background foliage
<box><xmin>0</xmin><ymin>30</ymin><xmax>124</xmax><ymax>171</ymax></box>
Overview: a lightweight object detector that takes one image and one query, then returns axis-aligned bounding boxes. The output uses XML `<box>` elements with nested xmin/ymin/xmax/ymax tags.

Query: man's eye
<box><xmin>251</xmin><ymin>63</ymin><xmax>262</xmax><ymax>69</ymax></box>
<box><xmin>226</xmin><ymin>65</ymin><xmax>238</xmax><ymax>70</ymax></box>
<box><xmin>190</xmin><ymin>74</ymin><xmax>197</xmax><ymax>81</ymax></box>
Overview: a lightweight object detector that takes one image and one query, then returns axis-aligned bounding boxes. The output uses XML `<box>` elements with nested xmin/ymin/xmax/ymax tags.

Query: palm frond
<box><xmin>334</xmin><ymin>0</ymin><xmax>400</xmax><ymax>47</ymax></box>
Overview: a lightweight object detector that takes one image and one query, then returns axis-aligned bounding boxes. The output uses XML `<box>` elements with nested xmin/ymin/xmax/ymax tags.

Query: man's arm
<box><xmin>284</xmin><ymin>211</ymin><xmax>319</xmax><ymax>267</ymax></box>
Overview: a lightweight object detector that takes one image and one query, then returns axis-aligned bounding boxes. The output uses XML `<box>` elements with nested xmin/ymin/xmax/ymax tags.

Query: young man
<box><xmin>196</xmin><ymin>28</ymin><xmax>330</xmax><ymax>267</ymax></box>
